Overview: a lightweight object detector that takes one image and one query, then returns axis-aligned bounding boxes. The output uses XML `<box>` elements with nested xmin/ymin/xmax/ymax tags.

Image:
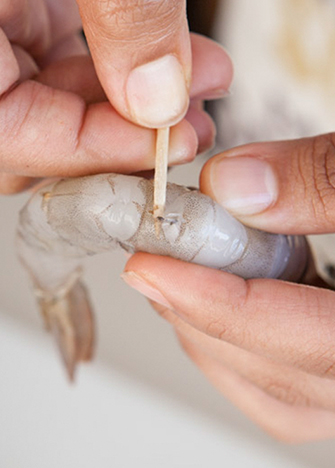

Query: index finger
<box><xmin>124</xmin><ymin>253</ymin><xmax>335</xmax><ymax>379</ymax></box>
<box><xmin>0</xmin><ymin>81</ymin><xmax>197</xmax><ymax>177</ymax></box>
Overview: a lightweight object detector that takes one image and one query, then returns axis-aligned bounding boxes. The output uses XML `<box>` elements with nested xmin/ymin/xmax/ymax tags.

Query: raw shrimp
<box><xmin>17</xmin><ymin>173</ymin><xmax>310</xmax><ymax>378</ymax></box>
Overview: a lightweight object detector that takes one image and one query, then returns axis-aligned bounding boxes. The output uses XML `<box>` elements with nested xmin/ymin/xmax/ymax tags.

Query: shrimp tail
<box><xmin>38</xmin><ymin>279</ymin><xmax>94</xmax><ymax>380</ymax></box>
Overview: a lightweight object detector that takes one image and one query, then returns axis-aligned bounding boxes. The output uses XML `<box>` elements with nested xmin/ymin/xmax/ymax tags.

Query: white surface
<box><xmin>1</xmin><ymin>161</ymin><xmax>335</xmax><ymax>467</ymax></box>
<box><xmin>0</xmin><ymin>314</ymin><xmax>310</xmax><ymax>468</ymax></box>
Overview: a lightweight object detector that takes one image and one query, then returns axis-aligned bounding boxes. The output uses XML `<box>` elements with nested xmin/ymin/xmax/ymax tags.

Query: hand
<box><xmin>123</xmin><ymin>134</ymin><xmax>335</xmax><ymax>443</ymax></box>
<box><xmin>0</xmin><ymin>0</ymin><xmax>233</xmax><ymax>193</ymax></box>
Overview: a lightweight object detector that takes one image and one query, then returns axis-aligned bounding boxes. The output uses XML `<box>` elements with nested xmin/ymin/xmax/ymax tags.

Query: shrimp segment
<box><xmin>17</xmin><ymin>173</ymin><xmax>309</xmax><ymax>379</ymax></box>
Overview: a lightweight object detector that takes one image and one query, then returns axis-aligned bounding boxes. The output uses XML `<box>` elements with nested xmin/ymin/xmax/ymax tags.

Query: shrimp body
<box><xmin>17</xmin><ymin>173</ymin><xmax>309</xmax><ymax>378</ymax></box>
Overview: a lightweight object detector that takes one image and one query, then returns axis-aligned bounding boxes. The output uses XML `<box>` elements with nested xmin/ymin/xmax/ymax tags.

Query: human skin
<box><xmin>124</xmin><ymin>135</ymin><xmax>335</xmax><ymax>443</ymax></box>
<box><xmin>0</xmin><ymin>0</ymin><xmax>233</xmax><ymax>193</ymax></box>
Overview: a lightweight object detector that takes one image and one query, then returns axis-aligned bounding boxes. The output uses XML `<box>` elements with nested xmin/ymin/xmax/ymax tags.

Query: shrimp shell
<box><xmin>17</xmin><ymin>173</ymin><xmax>309</xmax><ymax>379</ymax></box>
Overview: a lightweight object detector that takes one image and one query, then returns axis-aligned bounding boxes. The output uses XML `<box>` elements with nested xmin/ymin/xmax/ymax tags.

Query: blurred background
<box><xmin>1</xmin><ymin>0</ymin><xmax>335</xmax><ymax>466</ymax></box>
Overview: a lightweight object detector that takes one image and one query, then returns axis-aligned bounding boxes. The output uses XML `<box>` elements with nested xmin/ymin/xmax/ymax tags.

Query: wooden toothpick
<box><xmin>153</xmin><ymin>126</ymin><xmax>170</xmax><ymax>235</ymax></box>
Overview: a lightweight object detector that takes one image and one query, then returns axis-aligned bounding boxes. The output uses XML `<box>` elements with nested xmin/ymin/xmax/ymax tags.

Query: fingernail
<box><xmin>195</xmin><ymin>88</ymin><xmax>231</xmax><ymax>101</ymax></box>
<box><xmin>121</xmin><ymin>271</ymin><xmax>173</xmax><ymax>309</ymax></box>
<box><xmin>126</xmin><ymin>55</ymin><xmax>189</xmax><ymax>128</ymax></box>
<box><xmin>211</xmin><ymin>157</ymin><xmax>278</xmax><ymax>216</ymax></box>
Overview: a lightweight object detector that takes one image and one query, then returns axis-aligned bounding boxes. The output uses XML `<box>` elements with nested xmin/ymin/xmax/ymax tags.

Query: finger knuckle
<box><xmin>261</xmin><ymin>378</ymin><xmax>313</xmax><ymax>407</ymax></box>
<box><xmin>217</xmin><ymin>279</ymin><xmax>252</xmax><ymax>345</ymax></box>
<box><xmin>2</xmin><ymin>81</ymin><xmax>40</xmax><ymax>138</ymax></box>
<box><xmin>205</xmin><ymin>317</ymin><xmax>228</xmax><ymax>340</ymax></box>
<box><xmin>203</xmin><ymin>279</ymin><xmax>252</xmax><ymax>347</ymax></box>
<box><xmin>87</xmin><ymin>0</ymin><xmax>183</xmax><ymax>43</ymax></box>
<box><xmin>151</xmin><ymin>301</ymin><xmax>179</xmax><ymax>324</ymax></box>
<box><xmin>319</xmin><ymin>356</ymin><xmax>335</xmax><ymax>379</ymax></box>
<box><xmin>300</xmin><ymin>134</ymin><xmax>335</xmax><ymax>224</ymax></box>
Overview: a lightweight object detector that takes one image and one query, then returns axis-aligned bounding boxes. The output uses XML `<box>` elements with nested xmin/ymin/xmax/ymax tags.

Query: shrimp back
<box><xmin>17</xmin><ymin>173</ymin><xmax>309</xmax><ymax>378</ymax></box>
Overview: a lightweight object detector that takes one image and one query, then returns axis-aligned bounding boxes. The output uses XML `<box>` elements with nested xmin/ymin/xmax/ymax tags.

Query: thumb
<box><xmin>200</xmin><ymin>134</ymin><xmax>335</xmax><ymax>235</ymax></box>
<box><xmin>76</xmin><ymin>0</ymin><xmax>190</xmax><ymax>128</ymax></box>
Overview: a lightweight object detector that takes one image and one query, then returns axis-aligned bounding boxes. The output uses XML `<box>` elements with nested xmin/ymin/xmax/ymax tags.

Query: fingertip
<box><xmin>169</xmin><ymin>119</ymin><xmax>198</xmax><ymax>165</ymax></box>
<box><xmin>0</xmin><ymin>29</ymin><xmax>20</xmax><ymax>95</ymax></box>
<box><xmin>190</xmin><ymin>33</ymin><xmax>234</xmax><ymax>100</ymax></box>
<box><xmin>185</xmin><ymin>104</ymin><xmax>216</xmax><ymax>154</ymax></box>
<box><xmin>199</xmin><ymin>152</ymin><xmax>220</xmax><ymax>198</ymax></box>
<box><xmin>11</xmin><ymin>45</ymin><xmax>39</xmax><ymax>82</ymax></box>
<box><xmin>0</xmin><ymin>173</ymin><xmax>38</xmax><ymax>194</ymax></box>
